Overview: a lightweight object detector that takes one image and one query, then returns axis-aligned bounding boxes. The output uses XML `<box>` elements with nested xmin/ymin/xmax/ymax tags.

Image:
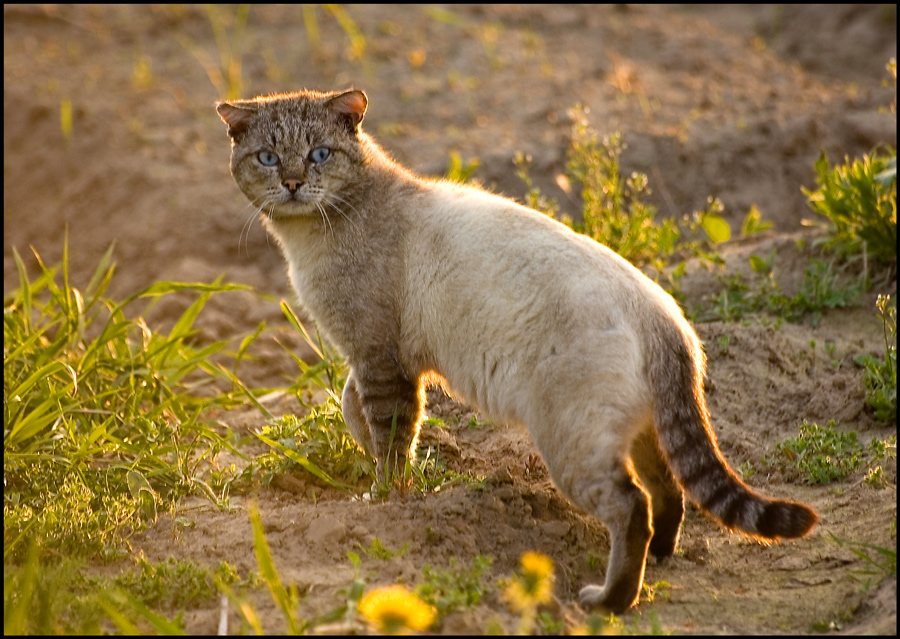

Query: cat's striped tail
<box><xmin>646</xmin><ymin>319</ymin><xmax>818</xmax><ymax>540</ymax></box>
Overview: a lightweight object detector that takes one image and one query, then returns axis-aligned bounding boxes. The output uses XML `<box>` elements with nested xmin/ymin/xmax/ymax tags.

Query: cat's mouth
<box><xmin>261</xmin><ymin>197</ymin><xmax>321</xmax><ymax>220</ymax></box>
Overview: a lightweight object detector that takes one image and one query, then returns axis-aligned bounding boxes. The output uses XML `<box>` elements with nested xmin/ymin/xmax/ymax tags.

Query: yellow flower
<box><xmin>358</xmin><ymin>585</ymin><xmax>436</xmax><ymax>635</ymax></box>
<box><xmin>503</xmin><ymin>551</ymin><xmax>555</xmax><ymax>612</ymax></box>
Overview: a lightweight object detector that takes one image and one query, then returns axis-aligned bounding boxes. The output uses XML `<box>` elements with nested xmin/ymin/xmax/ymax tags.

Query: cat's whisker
<box><xmin>323</xmin><ymin>194</ymin><xmax>363</xmax><ymax>233</ymax></box>
<box><xmin>237</xmin><ymin>199</ymin><xmax>261</xmax><ymax>257</ymax></box>
<box><xmin>315</xmin><ymin>201</ymin><xmax>334</xmax><ymax>240</ymax></box>
<box><xmin>240</xmin><ymin>203</ymin><xmax>261</xmax><ymax>257</ymax></box>
<box><xmin>264</xmin><ymin>202</ymin><xmax>276</xmax><ymax>248</ymax></box>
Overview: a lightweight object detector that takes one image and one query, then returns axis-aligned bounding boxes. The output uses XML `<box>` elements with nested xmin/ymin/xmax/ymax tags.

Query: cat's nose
<box><xmin>283</xmin><ymin>179</ymin><xmax>302</xmax><ymax>192</ymax></box>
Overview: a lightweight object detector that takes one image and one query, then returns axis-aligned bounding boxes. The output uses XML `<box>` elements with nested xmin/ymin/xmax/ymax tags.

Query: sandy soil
<box><xmin>4</xmin><ymin>4</ymin><xmax>897</xmax><ymax>634</ymax></box>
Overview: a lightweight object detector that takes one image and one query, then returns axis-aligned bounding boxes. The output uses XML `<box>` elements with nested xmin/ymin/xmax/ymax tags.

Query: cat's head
<box><xmin>216</xmin><ymin>89</ymin><xmax>368</xmax><ymax>219</ymax></box>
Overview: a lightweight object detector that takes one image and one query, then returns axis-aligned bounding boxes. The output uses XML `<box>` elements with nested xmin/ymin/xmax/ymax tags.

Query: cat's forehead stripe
<box><xmin>256</xmin><ymin>96</ymin><xmax>336</xmax><ymax>149</ymax></box>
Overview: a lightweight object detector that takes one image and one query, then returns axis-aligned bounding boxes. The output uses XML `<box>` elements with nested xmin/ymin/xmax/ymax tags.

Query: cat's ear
<box><xmin>328</xmin><ymin>90</ymin><xmax>368</xmax><ymax>133</ymax></box>
<box><xmin>216</xmin><ymin>101</ymin><xmax>257</xmax><ymax>140</ymax></box>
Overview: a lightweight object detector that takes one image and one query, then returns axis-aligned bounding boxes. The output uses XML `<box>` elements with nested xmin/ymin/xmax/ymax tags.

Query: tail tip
<box><xmin>757</xmin><ymin>501</ymin><xmax>819</xmax><ymax>540</ymax></box>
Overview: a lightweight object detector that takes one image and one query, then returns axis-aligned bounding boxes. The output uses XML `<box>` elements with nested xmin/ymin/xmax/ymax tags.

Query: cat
<box><xmin>216</xmin><ymin>88</ymin><xmax>818</xmax><ymax>613</ymax></box>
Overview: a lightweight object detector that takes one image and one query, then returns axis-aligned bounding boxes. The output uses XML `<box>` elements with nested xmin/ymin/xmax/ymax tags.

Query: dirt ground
<box><xmin>4</xmin><ymin>4</ymin><xmax>897</xmax><ymax>634</ymax></box>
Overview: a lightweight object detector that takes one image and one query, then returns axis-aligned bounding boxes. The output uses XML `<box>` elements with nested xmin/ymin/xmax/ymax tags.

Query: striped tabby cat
<box><xmin>216</xmin><ymin>89</ymin><xmax>817</xmax><ymax>613</ymax></box>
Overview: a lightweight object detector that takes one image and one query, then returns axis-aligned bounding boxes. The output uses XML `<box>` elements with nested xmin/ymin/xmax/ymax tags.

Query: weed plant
<box><xmin>248</xmin><ymin>410</ymin><xmax>374</xmax><ymax>492</ymax></box>
<box><xmin>4</xmin><ymin>242</ymin><xmax>252</xmax><ymax>560</ymax></box>
<box><xmin>773</xmin><ymin>420</ymin><xmax>896</xmax><ymax>485</ymax></box>
<box><xmin>517</xmin><ymin>104</ymin><xmax>893</xmax><ymax>335</ymax></box>
<box><xmin>445</xmin><ymin>151</ymin><xmax>481</xmax><ymax>184</ymax></box>
<box><xmin>855</xmin><ymin>294</ymin><xmax>897</xmax><ymax>422</ymax></box>
<box><xmin>516</xmin><ymin>105</ymin><xmax>730</xmax><ymax>278</ymax></box>
<box><xmin>359</xmin><ymin>537</ymin><xmax>411</xmax><ymax>560</ymax></box>
<box><xmin>698</xmin><ymin>254</ymin><xmax>862</xmax><ymax>326</ymax></box>
<box><xmin>415</xmin><ymin>555</ymin><xmax>493</xmax><ymax>618</ymax></box>
<box><xmin>803</xmin><ymin>147</ymin><xmax>897</xmax><ymax>268</ymax></box>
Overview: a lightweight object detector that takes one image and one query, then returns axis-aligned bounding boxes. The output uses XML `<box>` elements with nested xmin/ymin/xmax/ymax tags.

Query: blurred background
<box><xmin>4</xmin><ymin>4</ymin><xmax>896</xmax><ymax>310</ymax></box>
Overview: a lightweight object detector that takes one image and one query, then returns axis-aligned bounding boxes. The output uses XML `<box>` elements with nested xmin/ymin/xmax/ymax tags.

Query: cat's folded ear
<box><xmin>216</xmin><ymin>101</ymin><xmax>258</xmax><ymax>140</ymax></box>
<box><xmin>328</xmin><ymin>90</ymin><xmax>368</xmax><ymax>133</ymax></box>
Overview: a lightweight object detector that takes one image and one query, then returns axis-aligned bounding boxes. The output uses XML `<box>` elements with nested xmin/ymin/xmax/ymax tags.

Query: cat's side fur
<box><xmin>217</xmin><ymin>89</ymin><xmax>818</xmax><ymax>613</ymax></box>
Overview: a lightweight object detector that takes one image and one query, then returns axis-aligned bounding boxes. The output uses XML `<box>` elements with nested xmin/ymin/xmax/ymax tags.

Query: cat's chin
<box><xmin>262</xmin><ymin>200</ymin><xmax>321</xmax><ymax>220</ymax></box>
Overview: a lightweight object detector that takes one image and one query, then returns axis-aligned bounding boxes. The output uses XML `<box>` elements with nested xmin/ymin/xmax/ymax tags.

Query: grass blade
<box><xmin>255</xmin><ymin>431</ymin><xmax>354</xmax><ymax>491</ymax></box>
<box><xmin>249</xmin><ymin>504</ymin><xmax>302</xmax><ymax>634</ymax></box>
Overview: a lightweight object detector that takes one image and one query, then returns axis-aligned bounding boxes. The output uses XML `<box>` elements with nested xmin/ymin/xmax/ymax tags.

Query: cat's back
<box><xmin>399</xmin><ymin>179</ymin><xmax>673</xmax><ymax>417</ymax></box>
<box><xmin>405</xmin><ymin>179</ymin><xmax>661</xmax><ymax>310</ymax></box>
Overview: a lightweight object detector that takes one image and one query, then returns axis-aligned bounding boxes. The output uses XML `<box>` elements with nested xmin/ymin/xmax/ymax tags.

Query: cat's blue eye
<box><xmin>309</xmin><ymin>147</ymin><xmax>331</xmax><ymax>163</ymax></box>
<box><xmin>257</xmin><ymin>151</ymin><xmax>279</xmax><ymax>166</ymax></box>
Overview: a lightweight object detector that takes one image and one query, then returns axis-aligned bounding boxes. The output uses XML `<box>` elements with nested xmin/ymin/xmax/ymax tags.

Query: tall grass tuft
<box><xmin>802</xmin><ymin>147</ymin><xmax>897</xmax><ymax>268</ymax></box>
<box><xmin>4</xmin><ymin>241</ymin><xmax>253</xmax><ymax>559</ymax></box>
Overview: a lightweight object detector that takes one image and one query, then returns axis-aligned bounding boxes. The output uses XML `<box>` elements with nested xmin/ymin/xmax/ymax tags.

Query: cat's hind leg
<box><xmin>573</xmin><ymin>461</ymin><xmax>653</xmax><ymax>613</ymax></box>
<box><xmin>630</xmin><ymin>429</ymin><xmax>685</xmax><ymax>560</ymax></box>
<box><xmin>538</xmin><ymin>399</ymin><xmax>653</xmax><ymax>614</ymax></box>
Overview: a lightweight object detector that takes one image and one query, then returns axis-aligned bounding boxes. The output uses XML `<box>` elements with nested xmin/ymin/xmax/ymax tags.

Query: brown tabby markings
<box><xmin>217</xmin><ymin>89</ymin><xmax>818</xmax><ymax>613</ymax></box>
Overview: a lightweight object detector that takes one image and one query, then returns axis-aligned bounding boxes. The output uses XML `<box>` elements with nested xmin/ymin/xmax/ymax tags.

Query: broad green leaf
<box><xmin>700</xmin><ymin>213</ymin><xmax>731</xmax><ymax>243</ymax></box>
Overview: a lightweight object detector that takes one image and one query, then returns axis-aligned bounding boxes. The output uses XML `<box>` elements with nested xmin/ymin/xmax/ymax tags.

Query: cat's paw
<box><xmin>578</xmin><ymin>584</ymin><xmax>634</xmax><ymax>614</ymax></box>
<box><xmin>578</xmin><ymin>584</ymin><xmax>607</xmax><ymax>609</ymax></box>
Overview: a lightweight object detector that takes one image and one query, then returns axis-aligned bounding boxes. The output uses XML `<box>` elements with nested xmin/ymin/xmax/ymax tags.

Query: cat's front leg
<box><xmin>341</xmin><ymin>372</ymin><xmax>375</xmax><ymax>458</ymax></box>
<box><xmin>347</xmin><ymin>355</ymin><xmax>423</xmax><ymax>485</ymax></box>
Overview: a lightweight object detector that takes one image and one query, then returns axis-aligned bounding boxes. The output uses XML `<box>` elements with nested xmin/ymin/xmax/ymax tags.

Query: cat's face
<box><xmin>217</xmin><ymin>90</ymin><xmax>368</xmax><ymax>220</ymax></box>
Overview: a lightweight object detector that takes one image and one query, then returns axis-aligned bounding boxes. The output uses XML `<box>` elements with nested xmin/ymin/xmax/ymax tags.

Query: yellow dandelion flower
<box><xmin>520</xmin><ymin>551</ymin><xmax>554</xmax><ymax>582</ymax></box>
<box><xmin>358</xmin><ymin>585</ymin><xmax>436</xmax><ymax>635</ymax></box>
<box><xmin>503</xmin><ymin>551</ymin><xmax>555</xmax><ymax>612</ymax></box>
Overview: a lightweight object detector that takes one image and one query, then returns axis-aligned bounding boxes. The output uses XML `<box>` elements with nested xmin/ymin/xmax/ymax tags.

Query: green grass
<box><xmin>2</xmin><ymin>540</ymin><xmax>242</xmax><ymax>635</ymax></box>
<box><xmin>414</xmin><ymin>555</ymin><xmax>493</xmax><ymax>618</ymax></box>
<box><xmin>829</xmin><ymin>530</ymin><xmax>897</xmax><ymax>581</ymax></box>
<box><xmin>771</xmin><ymin>419</ymin><xmax>896</xmax><ymax>485</ymax></box>
<box><xmin>4</xmin><ymin>241</ymin><xmax>253</xmax><ymax>561</ymax></box>
<box><xmin>359</xmin><ymin>537</ymin><xmax>411</xmax><ymax>560</ymax></box>
<box><xmin>302</xmin><ymin>4</ymin><xmax>368</xmax><ymax>64</ymax></box>
<box><xmin>2</xmin><ymin>241</ymin><xmax>318</xmax><ymax>634</ymax></box>
<box><xmin>176</xmin><ymin>4</ymin><xmax>251</xmax><ymax>101</ymax></box>
<box><xmin>181</xmin><ymin>4</ymin><xmax>370</xmax><ymax>101</ymax></box>
<box><xmin>696</xmin><ymin>254</ymin><xmax>862</xmax><ymax>326</ymax></box>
